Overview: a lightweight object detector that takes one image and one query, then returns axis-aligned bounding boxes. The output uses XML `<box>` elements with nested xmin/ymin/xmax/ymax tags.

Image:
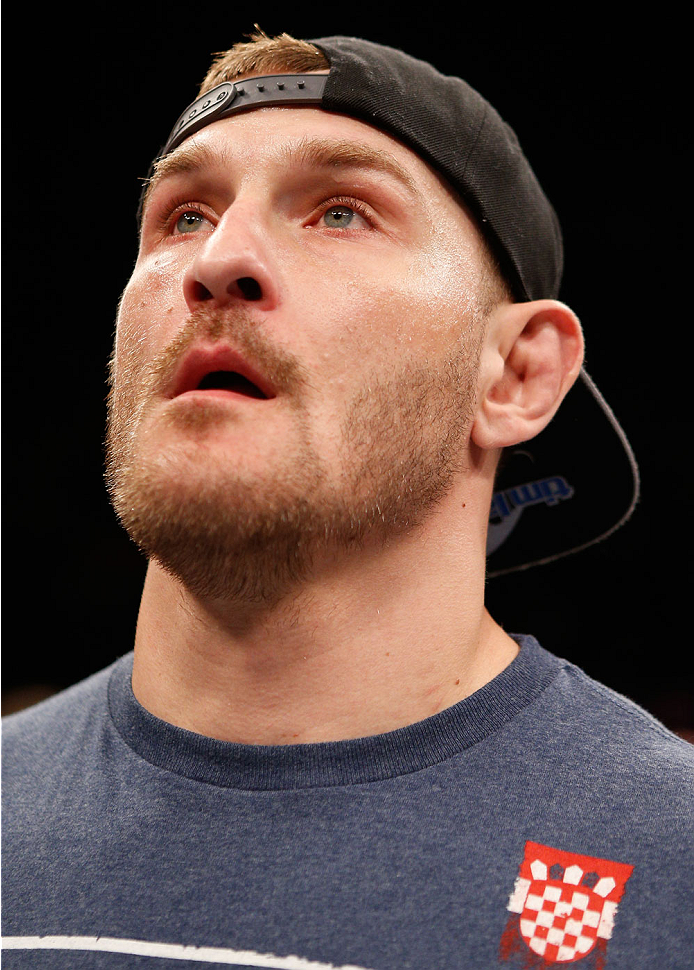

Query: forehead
<box><xmin>145</xmin><ymin>105</ymin><xmax>481</xmax><ymax>235</ymax></box>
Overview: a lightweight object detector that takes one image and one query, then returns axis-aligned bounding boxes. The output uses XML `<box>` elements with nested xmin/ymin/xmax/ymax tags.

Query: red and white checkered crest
<box><xmin>502</xmin><ymin>841</ymin><xmax>634</xmax><ymax>964</ymax></box>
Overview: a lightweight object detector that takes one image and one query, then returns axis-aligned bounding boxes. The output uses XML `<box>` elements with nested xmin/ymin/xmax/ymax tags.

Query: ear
<box><xmin>472</xmin><ymin>299</ymin><xmax>584</xmax><ymax>450</ymax></box>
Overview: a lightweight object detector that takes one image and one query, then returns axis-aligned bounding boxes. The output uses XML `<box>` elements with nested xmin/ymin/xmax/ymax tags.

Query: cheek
<box><xmin>114</xmin><ymin>257</ymin><xmax>185</xmax><ymax>376</ymax></box>
<box><xmin>298</xmin><ymin>253</ymin><xmax>476</xmax><ymax>442</ymax></box>
<box><xmin>407</xmin><ymin>233</ymin><xmax>482</xmax><ymax>339</ymax></box>
<box><xmin>311</xmin><ymin>243</ymin><xmax>478</xmax><ymax>378</ymax></box>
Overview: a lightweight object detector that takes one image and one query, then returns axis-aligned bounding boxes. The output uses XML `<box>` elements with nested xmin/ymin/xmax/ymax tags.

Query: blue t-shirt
<box><xmin>2</xmin><ymin>634</ymin><xmax>693</xmax><ymax>969</ymax></box>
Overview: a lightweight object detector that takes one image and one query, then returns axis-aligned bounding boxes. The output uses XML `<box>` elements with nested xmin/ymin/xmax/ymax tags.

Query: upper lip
<box><xmin>170</xmin><ymin>343</ymin><xmax>277</xmax><ymax>400</ymax></box>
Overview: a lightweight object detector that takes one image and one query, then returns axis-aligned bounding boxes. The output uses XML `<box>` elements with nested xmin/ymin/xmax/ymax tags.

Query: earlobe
<box><xmin>472</xmin><ymin>300</ymin><xmax>584</xmax><ymax>451</ymax></box>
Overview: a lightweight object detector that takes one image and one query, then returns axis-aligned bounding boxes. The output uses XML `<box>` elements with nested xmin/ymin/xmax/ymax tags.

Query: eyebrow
<box><xmin>277</xmin><ymin>136</ymin><xmax>422</xmax><ymax>199</ymax></box>
<box><xmin>141</xmin><ymin>134</ymin><xmax>423</xmax><ymax>215</ymax></box>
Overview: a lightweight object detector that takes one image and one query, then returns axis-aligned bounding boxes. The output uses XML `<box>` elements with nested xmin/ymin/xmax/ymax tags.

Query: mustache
<box><xmin>142</xmin><ymin>306</ymin><xmax>310</xmax><ymax>400</ymax></box>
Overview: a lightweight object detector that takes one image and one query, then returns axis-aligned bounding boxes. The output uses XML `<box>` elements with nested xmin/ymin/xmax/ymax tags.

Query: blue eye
<box><xmin>322</xmin><ymin>206</ymin><xmax>356</xmax><ymax>228</ymax></box>
<box><xmin>175</xmin><ymin>210</ymin><xmax>209</xmax><ymax>234</ymax></box>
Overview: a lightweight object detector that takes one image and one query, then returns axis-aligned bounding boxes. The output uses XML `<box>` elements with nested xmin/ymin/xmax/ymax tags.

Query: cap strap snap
<box><xmin>162</xmin><ymin>74</ymin><xmax>328</xmax><ymax>156</ymax></box>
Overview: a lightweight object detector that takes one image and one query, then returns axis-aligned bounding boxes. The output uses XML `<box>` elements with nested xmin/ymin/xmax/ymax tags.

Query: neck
<box><xmin>131</xmin><ymin>487</ymin><xmax>518</xmax><ymax>745</ymax></box>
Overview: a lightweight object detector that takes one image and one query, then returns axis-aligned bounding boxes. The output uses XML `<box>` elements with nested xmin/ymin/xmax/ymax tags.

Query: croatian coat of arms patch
<box><xmin>500</xmin><ymin>841</ymin><xmax>634</xmax><ymax>966</ymax></box>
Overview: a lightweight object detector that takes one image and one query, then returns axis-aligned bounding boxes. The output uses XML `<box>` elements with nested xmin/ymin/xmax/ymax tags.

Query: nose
<box><xmin>182</xmin><ymin>202</ymin><xmax>280</xmax><ymax>312</ymax></box>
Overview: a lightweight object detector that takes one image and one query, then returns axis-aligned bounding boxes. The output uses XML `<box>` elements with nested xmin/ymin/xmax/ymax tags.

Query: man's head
<box><xmin>105</xmin><ymin>31</ymin><xmax>583</xmax><ymax>605</ymax></box>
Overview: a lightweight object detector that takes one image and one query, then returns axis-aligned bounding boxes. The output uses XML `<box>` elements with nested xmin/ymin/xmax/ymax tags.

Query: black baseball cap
<box><xmin>146</xmin><ymin>35</ymin><xmax>640</xmax><ymax>577</ymax></box>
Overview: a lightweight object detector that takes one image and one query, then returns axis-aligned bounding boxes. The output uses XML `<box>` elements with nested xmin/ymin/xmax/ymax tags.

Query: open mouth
<box><xmin>171</xmin><ymin>345</ymin><xmax>277</xmax><ymax>402</ymax></box>
<box><xmin>195</xmin><ymin>370</ymin><xmax>269</xmax><ymax>399</ymax></box>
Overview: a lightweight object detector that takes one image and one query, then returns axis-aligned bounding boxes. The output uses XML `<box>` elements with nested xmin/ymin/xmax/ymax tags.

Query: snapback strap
<box><xmin>162</xmin><ymin>74</ymin><xmax>328</xmax><ymax>156</ymax></box>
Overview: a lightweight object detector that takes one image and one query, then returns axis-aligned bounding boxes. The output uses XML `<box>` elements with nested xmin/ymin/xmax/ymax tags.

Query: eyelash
<box><xmin>313</xmin><ymin>196</ymin><xmax>374</xmax><ymax>230</ymax></box>
<box><xmin>154</xmin><ymin>199</ymin><xmax>210</xmax><ymax>237</ymax></box>
<box><xmin>153</xmin><ymin>195</ymin><xmax>375</xmax><ymax>237</ymax></box>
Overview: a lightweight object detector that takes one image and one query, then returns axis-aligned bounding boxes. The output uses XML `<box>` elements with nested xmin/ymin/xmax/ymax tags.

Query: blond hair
<box><xmin>198</xmin><ymin>28</ymin><xmax>330</xmax><ymax>94</ymax></box>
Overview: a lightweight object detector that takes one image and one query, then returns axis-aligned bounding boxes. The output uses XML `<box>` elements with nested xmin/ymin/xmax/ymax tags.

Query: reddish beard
<box><xmin>104</xmin><ymin>305</ymin><xmax>481</xmax><ymax>609</ymax></box>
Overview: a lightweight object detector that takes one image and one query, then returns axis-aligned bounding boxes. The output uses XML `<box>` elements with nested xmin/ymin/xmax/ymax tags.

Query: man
<box><xmin>2</xmin><ymin>31</ymin><xmax>691</xmax><ymax>970</ymax></box>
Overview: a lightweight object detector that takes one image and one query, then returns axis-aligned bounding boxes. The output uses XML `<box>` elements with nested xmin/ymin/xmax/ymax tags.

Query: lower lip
<box><xmin>173</xmin><ymin>389</ymin><xmax>271</xmax><ymax>403</ymax></box>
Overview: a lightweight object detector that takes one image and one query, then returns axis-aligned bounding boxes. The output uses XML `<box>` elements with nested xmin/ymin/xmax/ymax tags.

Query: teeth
<box><xmin>197</xmin><ymin>370</ymin><xmax>266</xmax><ymax>398</ymax></box>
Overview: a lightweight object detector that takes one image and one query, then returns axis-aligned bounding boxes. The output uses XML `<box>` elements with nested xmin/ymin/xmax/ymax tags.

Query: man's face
<box><xmin>106</xmin><ymin>105</ymin><xmax>491</xmax><ymax>606</ymax></box>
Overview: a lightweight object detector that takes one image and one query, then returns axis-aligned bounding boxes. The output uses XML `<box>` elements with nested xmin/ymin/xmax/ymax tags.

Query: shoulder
<box><xmin>533</xmin><ymin>647</ymin><xmax>694</xmax><ymax>808</ymax></box>
<box><xmin>554</xmin><ymin>658</ymin><xmax>692</xmax><ymax>755</ymax></box>
<box><xmin>1</xmin><ymin>656</ymin><xmax>127</xmax><ymax>783</ymax></box>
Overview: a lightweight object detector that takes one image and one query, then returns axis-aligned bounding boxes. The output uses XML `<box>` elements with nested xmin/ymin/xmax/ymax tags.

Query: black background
<box><xmin>3</xmin><ymin>9</ymin><xmax>691</xmax><ymax>734</ymax></box>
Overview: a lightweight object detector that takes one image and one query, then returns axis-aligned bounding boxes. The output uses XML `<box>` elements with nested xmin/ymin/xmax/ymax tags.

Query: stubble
<box><xmin>105</xmin><ymin>305</ymin><xmax>483</xmax><ymax>608</ymax></box>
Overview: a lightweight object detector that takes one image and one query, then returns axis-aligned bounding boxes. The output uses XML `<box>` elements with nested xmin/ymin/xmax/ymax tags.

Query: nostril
<box><xmin>190</xmin><ymin>280</ymin><xmax>213</xmax><ymax>302</ymax></box>
<box><xmin>236</xmin><ymin>277</ymin><xmax>262</xmax><ymax>301</ymax></box>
